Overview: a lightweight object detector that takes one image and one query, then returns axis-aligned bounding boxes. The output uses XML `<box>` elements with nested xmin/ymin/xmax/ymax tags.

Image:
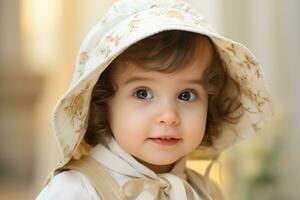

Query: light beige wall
<box><xmin>0</xmin><ymin>0</ymin><xmax>20</xmax><ymax>67</ymax></box>
<box><xmin>221</xmin><ymin>0</ymin><xmax>300</xmax><ymax>199</ymax></box>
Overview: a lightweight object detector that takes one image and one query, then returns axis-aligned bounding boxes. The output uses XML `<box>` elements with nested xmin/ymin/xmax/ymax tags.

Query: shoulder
<box><xmin>35</xmin><ymin>170</ymin><xmax>101</xmax><ymax>200</ymax></box>
<box><xmin>187</xmin><ymin>168</ymin><xmax>227</xmax><ymax>200</ymax></box>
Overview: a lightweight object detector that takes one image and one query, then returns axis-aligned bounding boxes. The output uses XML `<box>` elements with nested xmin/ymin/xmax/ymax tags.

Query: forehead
<box><xmin>111</xmin><ymin>36</ymin><xmax>214</xmax><ymax>81</ymax></box>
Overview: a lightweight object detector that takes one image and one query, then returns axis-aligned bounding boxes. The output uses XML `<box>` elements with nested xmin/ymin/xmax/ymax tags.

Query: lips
<box><xmin>149</xmin><ymin>136</ymin><xmax>181</xmax><ymax>146</ymax></box>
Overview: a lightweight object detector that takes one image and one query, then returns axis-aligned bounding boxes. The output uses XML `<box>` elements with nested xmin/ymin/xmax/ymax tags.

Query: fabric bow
<box><xmin>121</xmin><ymin>176</ymin><xmax>170</xmax><ymax>200</ymax></box>
<box><xmin>121</xmin><ymin>173</ymin><xmax>199</xmax><ymax>200</ymax></box>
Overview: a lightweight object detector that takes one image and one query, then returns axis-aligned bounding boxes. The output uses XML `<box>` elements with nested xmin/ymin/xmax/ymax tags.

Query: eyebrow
<box><xmin>124</xmin><ymin>76</ymin><xmax>204</xmax><ymax>86</ymax></box>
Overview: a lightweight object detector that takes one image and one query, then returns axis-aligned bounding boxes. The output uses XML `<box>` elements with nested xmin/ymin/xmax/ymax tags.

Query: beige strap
<box><xmin>187</xmin><ymin>168</ymin><xmax>226</xmax><ymax>200</ymax></box>
<box><xmin>58</xmin><ymin>156</ymin><xmax>126</xmax><ymax>200</ymax></box>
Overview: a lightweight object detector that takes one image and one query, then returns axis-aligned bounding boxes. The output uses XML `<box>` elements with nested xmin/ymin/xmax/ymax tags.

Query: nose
<box><xmin>156</xmin><ymin>102</ymin><xmax>180</xmax><ymax>126</ymax></box>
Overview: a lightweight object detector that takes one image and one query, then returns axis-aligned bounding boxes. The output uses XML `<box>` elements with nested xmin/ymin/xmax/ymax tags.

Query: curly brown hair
<box><xmin>84</xmin><ymin>30</ymin><xmax>243</xmax><ymax>148</ymax></box>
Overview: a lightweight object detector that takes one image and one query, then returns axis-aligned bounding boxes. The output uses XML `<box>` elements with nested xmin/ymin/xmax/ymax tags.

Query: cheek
<box><xmin>185</xmin><ymin>114</ymin><xmax>207</xmax><ymax>151</ymax></box>
<box><xmin>109</xmin><ymin>100</ymin><xmax>150</xmax><ymax>136</ymax></box>
<box><xmin>182</xmin><ymin>105</ymin><xmax>207</xmax><ymax>136</ymax></box>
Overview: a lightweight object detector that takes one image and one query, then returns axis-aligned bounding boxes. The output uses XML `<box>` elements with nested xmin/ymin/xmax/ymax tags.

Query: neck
<box><xmin>134</xmin><ymin>157</ymin><xmax>175</xmax><ymax>174</ymax></box>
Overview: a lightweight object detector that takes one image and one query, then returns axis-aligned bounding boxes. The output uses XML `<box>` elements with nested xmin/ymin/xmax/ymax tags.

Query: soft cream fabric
<box><xmin>36</xmin><ymin>170</ymin><xmax>100</xmax><ymax>200</ymax></box>
<box><xmin>90</xmin><ymin>139</ymin><xmax>201</xmax><ymax>200</ymax></box>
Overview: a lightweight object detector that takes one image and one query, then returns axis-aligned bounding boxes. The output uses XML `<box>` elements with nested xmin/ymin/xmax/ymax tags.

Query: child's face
<box><xmin>107</xmin><ymin>40</ymin><xmax>212</xmax><ymax>173</ymax></box>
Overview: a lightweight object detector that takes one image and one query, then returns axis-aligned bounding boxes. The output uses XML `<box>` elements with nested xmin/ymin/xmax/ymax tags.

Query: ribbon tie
<box><xmin>121</xmin><ymin>176</ymin><xmax>170</xmax><ymax>199</ymax></box>
<box><xmin>121</xmin><ymin>173</ymin><xmax>198</xmax><ymax>200</ymax></box>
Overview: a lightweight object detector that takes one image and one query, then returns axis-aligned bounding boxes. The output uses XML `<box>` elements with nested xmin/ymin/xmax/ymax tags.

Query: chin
<box><xmin>147</xmin><ymin>157</ymin><xmax>179</xmax><ymax>165</ymax></box>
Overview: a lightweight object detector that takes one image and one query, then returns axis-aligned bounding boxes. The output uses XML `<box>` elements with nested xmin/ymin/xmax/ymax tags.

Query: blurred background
<box><xmin>0</xmin><ymin>0</ymin><xmax>299</xmax><ymax>199</ymax></box>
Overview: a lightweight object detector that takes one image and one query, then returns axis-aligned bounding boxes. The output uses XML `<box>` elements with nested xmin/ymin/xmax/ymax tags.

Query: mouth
<box><xmin>148</xmin><ymin>137</ymin><xmax>181</xmax><ymax>146</ymax></box>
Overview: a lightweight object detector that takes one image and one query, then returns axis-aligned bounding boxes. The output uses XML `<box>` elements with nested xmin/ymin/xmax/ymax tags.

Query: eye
<box><xmin>133</xmin><ymin>88</ymin><xmax>153</xmax><ymax>100</ymax></box>
<box><xmin>178</xmin><ymin>90</ymin><xmax>197</xmax><ymax>101</ymax></box>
